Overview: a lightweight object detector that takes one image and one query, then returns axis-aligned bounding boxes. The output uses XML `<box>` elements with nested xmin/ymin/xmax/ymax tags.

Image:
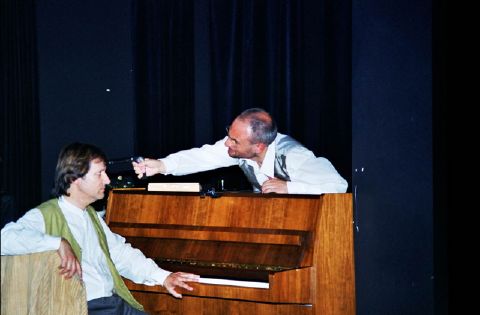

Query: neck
<box><xmin>63</xmin><ymin>195</ymin><xmax>90</xmax><ymax>211</ymax></box>
<box><xmin>253</xmin><ymin>148</ymin><xmax>268</xmax><ymax>167</ymax></box>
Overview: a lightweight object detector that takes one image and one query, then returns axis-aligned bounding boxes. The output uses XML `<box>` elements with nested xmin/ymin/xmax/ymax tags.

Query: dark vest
<box><xmin>238</xmin><ymin>135</ymin><xmax>302</xmax><ymax>192</ymax></box>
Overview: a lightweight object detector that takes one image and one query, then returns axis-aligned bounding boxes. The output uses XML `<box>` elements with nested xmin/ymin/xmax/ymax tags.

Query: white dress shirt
<box><xmin>161</xmin><ymin>133</ymin><xmax>348</xmax><ymax>194</ymax></box>
<box><xmin>0</xmin><ymin>197</ymin><xmax>170</xmax><ymax>301</ymax></box>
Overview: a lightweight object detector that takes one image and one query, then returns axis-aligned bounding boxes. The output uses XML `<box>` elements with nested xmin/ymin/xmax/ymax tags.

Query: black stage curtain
<box><xmin>133</xmin><ymin>0</ymin><xmax>195</xmax><ymax>158</ymax></box>
<box><xmin>133</xmin><ymin>0</ymin><xmax>351</xmax><ymax>189</ymax></box>
<box><xmin>1</xmin><ymin>0</ymin><xmax>41</xmax><ymax>227</ymax></box>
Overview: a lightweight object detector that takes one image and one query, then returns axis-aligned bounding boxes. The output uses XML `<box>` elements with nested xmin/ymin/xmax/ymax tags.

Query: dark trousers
<box><xmin>87</xmin><ymin>294</ymin><xmax>147</xmax><ymax>315</ymax></box>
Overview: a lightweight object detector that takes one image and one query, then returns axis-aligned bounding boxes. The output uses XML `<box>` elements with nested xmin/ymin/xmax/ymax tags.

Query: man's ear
<box><xmin>71</xmin><ymin>177</ymin><xmax>82</xmax><ymax>186</ymax></box>
<box><xmin>255</xmin><ymin>142</ymin><xmax>267</xmax><ymax>153</ymax></box>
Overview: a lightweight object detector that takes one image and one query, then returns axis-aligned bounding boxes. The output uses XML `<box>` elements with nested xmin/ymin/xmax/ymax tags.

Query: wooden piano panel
<box><xmin>106</xmin><ymin>191</ymin><xmax>320</xmax><ymax>231</ymax></box>
<box><xmin>105</xmin><ymin>190</ymin><xmax>355</xmax><ymax>315</ymax></box>
<box><xmin>124</xmin><ymin>266</ymin><xmax>314</xmax><ymax>304</ymax></box>
<box><xmin>134</xmin><ymin>293</ymin><xmax>314</xmax><ymax>315</ymax></box>
<box><xmin>128</xmin><ymin>238</ymin><xmax>306</xmax><ymax>269</ymax></box>
<box><xmin>107</xmin><ymin>191</ymin><xmax>317</xmax><ymax>269</ymax></box>
<box><xmin>109</xmin><ymin>224</ymin><xmax>305</xmax><ymax>245</ymax></box>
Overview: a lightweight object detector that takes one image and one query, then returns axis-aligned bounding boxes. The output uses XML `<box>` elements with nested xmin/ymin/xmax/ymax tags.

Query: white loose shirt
<box><xmin>0</xmin><ymin>197</ymin><xmax>171</xmax><ymax>301</ymax></box>
<box><xmin>161</xmin><ymin>133</ymin><xmax>348</xmax><ymax>194</ymax></box>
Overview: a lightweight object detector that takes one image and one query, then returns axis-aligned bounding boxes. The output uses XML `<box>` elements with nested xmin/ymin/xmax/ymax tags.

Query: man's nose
<box><xmin>103</xmin><ymin>173</ymin><xmax>111</xmax><ymax>185</ymax></box>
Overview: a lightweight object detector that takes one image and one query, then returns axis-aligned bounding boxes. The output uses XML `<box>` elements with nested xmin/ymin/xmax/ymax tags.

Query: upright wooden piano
<box><xmin>105</xmin><ymin>189</ymin><xmax>355</xmax><ymax>315</ymax></box>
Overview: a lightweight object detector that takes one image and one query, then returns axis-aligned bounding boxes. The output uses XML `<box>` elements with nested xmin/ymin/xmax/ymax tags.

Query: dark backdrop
<box><xmin>352</xmin><ymin>0</ymin><xmax>445</xmax><ymax>314</ymax></box>
<box><xmin>35</xmin><ymin>0</ymin><xmax>136</xmax><ymax>200</ymax></box>
<box><xmin>1</xmin><ymin>0</ymin><xmax>446</xmax><ymax>314</ymax></box>
<box><xmin>1</xmin><ymin>0</ymin><xmax>41</xmax><ymax>226</ymax></box>
<box><xmin>133</xmin><ymin>0</ymin><xmax>352</xmax><ymax>192</ymax></box>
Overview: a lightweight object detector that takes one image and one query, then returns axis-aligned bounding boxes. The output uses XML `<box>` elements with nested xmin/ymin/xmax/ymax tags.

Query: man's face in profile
<box><xmin>224</xmin><ymin>119</ymin><xmax>258</xmax><ymax>159</ymax></box>
<box><xmin>75</xmin><ymin>158</ymin><xmax>111</xmax><ymax>203</ymax></box>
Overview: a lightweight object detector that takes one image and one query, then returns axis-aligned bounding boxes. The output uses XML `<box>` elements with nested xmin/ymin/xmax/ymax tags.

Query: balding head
<box><xmin>236</xmin><ymin>108</ymin><xmax>277</xmax><ymax>145</ymax></box>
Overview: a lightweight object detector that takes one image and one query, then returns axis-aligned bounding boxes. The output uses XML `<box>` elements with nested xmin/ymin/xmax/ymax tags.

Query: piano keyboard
<box><xmin>198</xmin><ymin>277</ymin><xmax>269</xmax><ymax>289</ymax></box>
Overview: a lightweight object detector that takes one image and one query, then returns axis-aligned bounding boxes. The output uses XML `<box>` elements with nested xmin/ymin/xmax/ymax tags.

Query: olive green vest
<box><xmin>38</xmin><ymin>199</ymin><xmax>144</xmax><ymax>311</ymax></box>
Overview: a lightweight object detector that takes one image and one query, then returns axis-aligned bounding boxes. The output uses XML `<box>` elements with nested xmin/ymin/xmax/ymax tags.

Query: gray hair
<box><xmin>237</xmin><ymin>108</ymin><xmax>277</xmax><ymax>145</ymax></box>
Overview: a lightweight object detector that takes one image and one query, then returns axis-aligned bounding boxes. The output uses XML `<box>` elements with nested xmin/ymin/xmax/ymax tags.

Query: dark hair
<box><xmin>237</xmin><ymin>108</ymin><xmax>277</xmax><ymax>145</ymax></box>
<box><xmin>52</xmin><ymin>143</ymin><xmax>107</xmax><ymax>197</ymax></box>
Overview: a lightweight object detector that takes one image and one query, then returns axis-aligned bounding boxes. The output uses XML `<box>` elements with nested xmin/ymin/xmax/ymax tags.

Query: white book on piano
<box><xmin>198</xmin><ymin>277</ymin><xmax>269</xmax><ymax>289</ymax></box>
<box><xmin>147</xmin><ymin>182</ymin><xmax>201</xmax><ymax>192</ymax></box>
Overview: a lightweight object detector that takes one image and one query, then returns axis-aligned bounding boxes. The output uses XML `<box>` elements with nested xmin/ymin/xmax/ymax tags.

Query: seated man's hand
<box><xmin>57</xmin><ymin>238</ymin><xmax>82</xmax><ymax>280</ymax></box>
<box><xmin>163</xmin><ymin>272</ymin><xmax>200</xmax><ymax>298</ymax></box>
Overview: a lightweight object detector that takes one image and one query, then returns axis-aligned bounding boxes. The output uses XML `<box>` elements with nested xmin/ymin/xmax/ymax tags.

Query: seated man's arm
<box><xmin>1</xmin><ymin>209</ymin><xmax>61</xmax><ymax>255</ymax></box>
<box><xmin>99</xmin><ymin>214</ymin><xmax>199</xmax><ymax>297</ymax></box>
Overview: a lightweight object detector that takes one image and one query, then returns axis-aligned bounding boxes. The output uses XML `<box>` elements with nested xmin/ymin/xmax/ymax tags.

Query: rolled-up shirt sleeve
<box><xmin>1</xmin><ymin>209</ymin><xmax>61</xmax><ymax>255</ymax></box>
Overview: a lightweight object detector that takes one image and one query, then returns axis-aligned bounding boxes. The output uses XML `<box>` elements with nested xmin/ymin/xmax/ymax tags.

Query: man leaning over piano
<box><xmin>133</xmin><ymin>107</ymin><xmax>348</xmax><ymax>194</ymax></box>
<box><xmin>1</xmin><ymin>142</ymin><xmax>199</xmax><ymax>315</ymax></box>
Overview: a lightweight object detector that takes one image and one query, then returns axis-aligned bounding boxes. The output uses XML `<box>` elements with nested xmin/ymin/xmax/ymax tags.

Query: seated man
<box><xmin>1</xmin><ymin>142</ymin><xmax>199</xmax><ymax>315</ymax></box>
<box><xmin>133</xmin><ymin>108</ymin><xmax>348</xmax><ymax>194</ymax></box>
